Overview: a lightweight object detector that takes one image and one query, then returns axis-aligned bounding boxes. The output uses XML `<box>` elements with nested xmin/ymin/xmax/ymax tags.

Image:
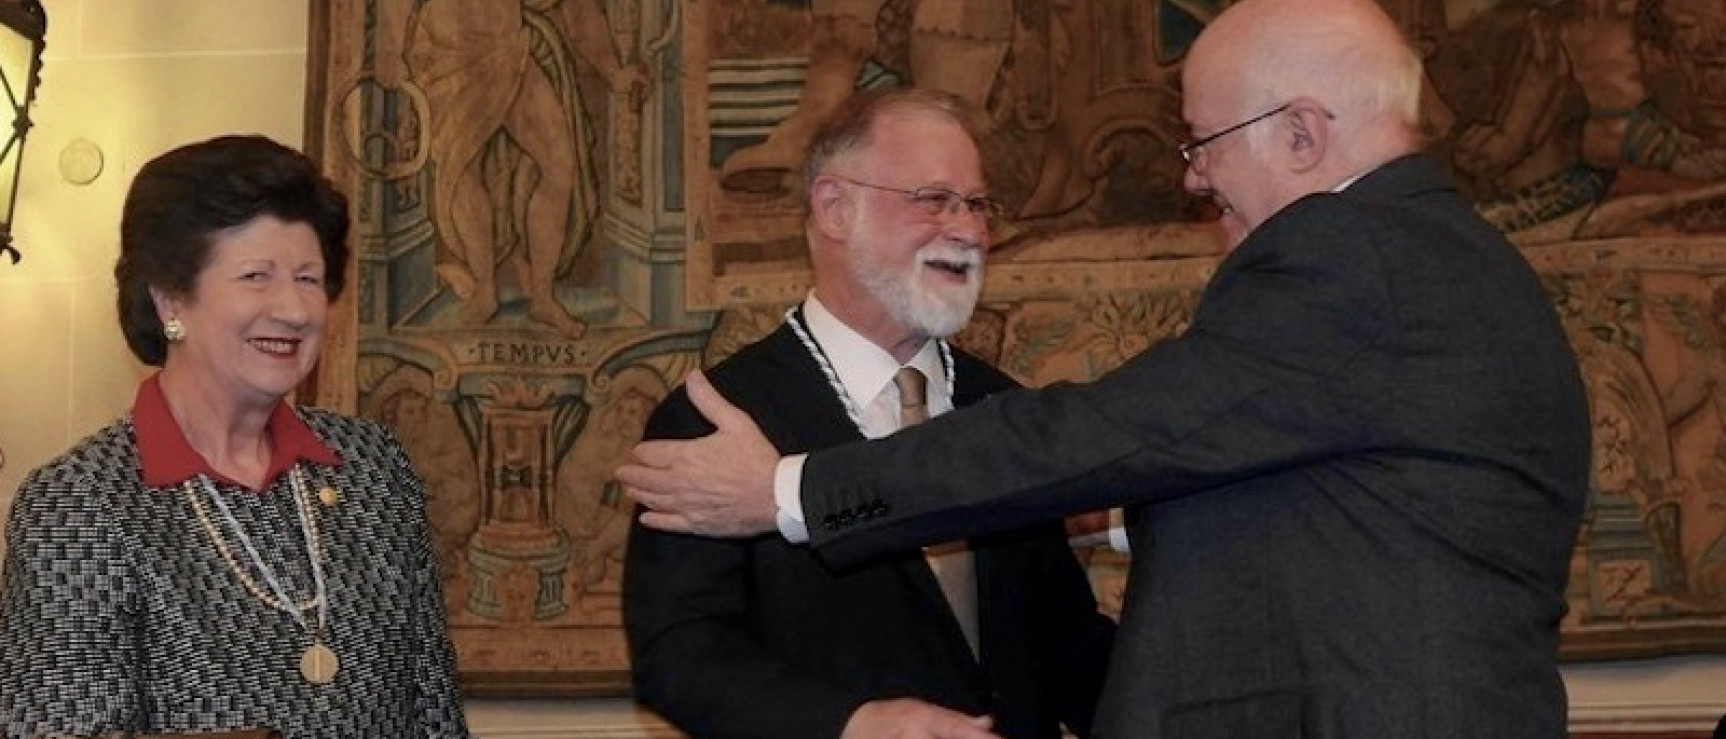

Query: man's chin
<box><xmin>1219</xmin><ymin>217</ymin><xmax>1248</xmax><ymax>252</ymax></box>
<box><xmin>916</xmin><ymin>295</ymin><xmax>980</xmax><ymax>339</ymax></box>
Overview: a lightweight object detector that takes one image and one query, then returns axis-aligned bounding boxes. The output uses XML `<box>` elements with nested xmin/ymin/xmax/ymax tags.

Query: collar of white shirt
<box><xmin>803</xmin><ymin>292</ymin><xmax>948</xmax><ymax>438</ymax></box>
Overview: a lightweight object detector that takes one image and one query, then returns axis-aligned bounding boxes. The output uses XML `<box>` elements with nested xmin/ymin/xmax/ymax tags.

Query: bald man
<box><xmin>621</xmin><ymin>0</ymin><xmax>1591</xmax><ymax>735</ymax></box>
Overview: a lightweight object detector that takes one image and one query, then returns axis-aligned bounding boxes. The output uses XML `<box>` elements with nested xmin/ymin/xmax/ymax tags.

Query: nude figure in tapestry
<box><xmin>373</xmin><ymin>0</ymin><xmax>649</xmax><ymax>337</ymax></box>
<box><xmin>555</xmin><ymin>369</ymin><xmax>666</xmax><ymax>619</ymax></box>
<box><xmin>1454</xmin><ymin>0</ymin><xmax>1726</xmax><ymax>234</ymax></box>
<box><xmin>1649</xmin><ymin>285</ymin><xmax>1726</xmax><ymax>597</ymax></box>
<box><xmin>378</xmin><ymin>383</ymin><xmax>480</xmax><ymax>578</ymax></box>
<box><xmin>718</xmin><ymin>0</ymin><xmax>1011</xmax><ymax>194</ymax></box>
<box><xmin>1652</xmin><ymin>0</ymin><xmax>1726</xmax><ymax>137</ymax></box>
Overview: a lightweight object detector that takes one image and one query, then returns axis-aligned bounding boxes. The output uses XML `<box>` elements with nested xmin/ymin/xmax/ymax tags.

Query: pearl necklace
<box><xmin>183</xmin><ymin>465</ymin><xmax>339</xmax><ymax>684</ymax></box>
<box><xmin>784</xmin><ymin>305</ymin><xmax>954</xmax><ymax>434</ymax></box>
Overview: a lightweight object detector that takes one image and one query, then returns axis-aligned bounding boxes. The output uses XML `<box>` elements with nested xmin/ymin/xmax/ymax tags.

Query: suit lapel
<box><xmin>755</xmin><ymin>325</ymin><xmax>869</xmax><ymax>453</ymax></box>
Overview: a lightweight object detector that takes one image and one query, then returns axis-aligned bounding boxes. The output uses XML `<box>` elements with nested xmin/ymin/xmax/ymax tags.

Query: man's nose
<box><xmin>943</xmin><ymin>206</ymin><xmax>989</xmax><ymax>248</ymax></box>
<box><xmin>1183</xmin><ymin>164</ymin><xmax>1209</xmax><ymax>195</ymax></box>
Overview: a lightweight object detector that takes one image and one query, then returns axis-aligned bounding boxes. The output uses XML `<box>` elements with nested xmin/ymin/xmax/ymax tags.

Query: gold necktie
<box><xmin>893</xmin><ymin>366</ymin><xmax>979</xmax><ymax>657</ymax></box>
<box><xmin>894</xmin><ymin>366</ymin><xmax>930</xmax><ymax>426</ymax></box>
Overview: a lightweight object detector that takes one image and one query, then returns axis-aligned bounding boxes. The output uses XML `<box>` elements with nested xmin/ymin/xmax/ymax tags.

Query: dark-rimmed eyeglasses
<box><xmin>829</xmin><ymin>174</ymin><xmax>1005</xmax><ymax>224</ymax></box>
<box><xmin>1176</xmin><ymin>103</ymin><xmax>1292</xmax><ymax>169</ymax></box>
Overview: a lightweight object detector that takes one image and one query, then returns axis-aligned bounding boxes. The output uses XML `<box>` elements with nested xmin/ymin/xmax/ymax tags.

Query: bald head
<box><xmin>1188</xmin><ymin>0</ymin><xmax>1423</xmax><ymax>154</ymax></box>
<box><xmin>1177</xmin><ymin>0</ymin><xmax>1427</xmax><ymax>247</ymax></box>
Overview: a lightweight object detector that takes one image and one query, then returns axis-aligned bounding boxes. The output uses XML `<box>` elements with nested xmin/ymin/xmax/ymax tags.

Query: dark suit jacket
<box><xmin>624</xmin><ymin>320</ymin><xmax>1115</xmax><ymax>738</ymax></box>
<box><xmin>801</xmin><ymin>155</ymin><xmax>1592</xmax><ymax>739</ymax></box>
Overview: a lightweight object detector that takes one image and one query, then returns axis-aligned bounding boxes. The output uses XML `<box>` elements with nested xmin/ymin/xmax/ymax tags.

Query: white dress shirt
<box><xmin>774</xmin><ymin>293</ymin><xmax>947</xmax><ymax>542</ymax></box>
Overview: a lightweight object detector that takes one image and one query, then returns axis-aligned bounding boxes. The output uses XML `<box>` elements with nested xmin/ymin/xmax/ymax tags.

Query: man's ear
<box><xmin>808</xmin><ymin>176</ymin><xmax>853</xmax><ymax>240</ymax></box>
<box><xmin>1285</xmin><ymin>99</ymin><xmax>1331</xmax><ymax>173</ymax></box>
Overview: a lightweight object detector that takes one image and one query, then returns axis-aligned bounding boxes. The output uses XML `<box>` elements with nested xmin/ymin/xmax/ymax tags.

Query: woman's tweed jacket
<box><xmin>0</xmin><ymin>406</ymin><xmax>470</xmax><ymax>738</ymax></box>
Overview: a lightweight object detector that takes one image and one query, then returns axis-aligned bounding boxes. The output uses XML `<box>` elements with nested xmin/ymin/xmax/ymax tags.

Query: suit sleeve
<box><xmin>0</xmin><ymin>467</ymin><xmax>142</xmax><ymax>737</ymax></box>
<box><xmin>804</xmin><ymin>195</ymin><xmax>1393</xmax><ymax>567</ymax></box>
<box><xmin>623</xmin><ymin>387</ymin><xmax>867</xmax><ymax>738</ymax></box>
<box><xmin>375</xmin><ymin>433</ymin><xmax>472</xmax><ymax>739</ymax></box>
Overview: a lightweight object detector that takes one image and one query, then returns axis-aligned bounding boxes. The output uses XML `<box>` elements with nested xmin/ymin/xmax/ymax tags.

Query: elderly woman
<box><xmin>0</xmin><ymin>135</ymin><xmax>470</xmax><ymax>738</ymax></box>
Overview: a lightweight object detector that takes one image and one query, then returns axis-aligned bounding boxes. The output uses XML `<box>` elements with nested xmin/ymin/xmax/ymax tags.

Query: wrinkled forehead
<box><xmin>871</xmin><ymin>112</ymin><xmax>984</xmax><ymax>181</ymax></box>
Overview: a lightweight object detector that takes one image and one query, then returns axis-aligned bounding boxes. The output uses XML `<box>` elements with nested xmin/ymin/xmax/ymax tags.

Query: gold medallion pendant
<box><xmin>300</xmin><ymin>643</ymin><xmax>339</xmax><ymax>684</ymax></box>
<box><xmin>188</xmin><ymin>468</ymin><xmax>341</xmax><ymax>686</ymax></box>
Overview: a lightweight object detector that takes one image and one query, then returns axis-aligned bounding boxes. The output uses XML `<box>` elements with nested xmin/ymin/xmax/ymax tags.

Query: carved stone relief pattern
<box><xmin>308</xmin><ymin>0</ymin><xmax>1726</xmax><ymax>692</ymax></box>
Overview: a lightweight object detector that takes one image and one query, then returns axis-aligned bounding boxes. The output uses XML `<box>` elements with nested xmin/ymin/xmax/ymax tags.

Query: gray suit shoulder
<box><xmin>293</xmin><ymin>405</ymin><xmax>404</xmax><ymax>453</ymax></box>
<box><xmin>14</xmin><ymin>417</ymin><xmax>137</xmax><ymax>494</ymax></box>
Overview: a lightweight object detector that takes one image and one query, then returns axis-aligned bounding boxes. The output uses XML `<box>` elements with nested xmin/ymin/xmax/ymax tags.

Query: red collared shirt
<box><xmin>133</xmin><ymin>373</ymin><xmax>342</xmax><ymax>490</ymax></box>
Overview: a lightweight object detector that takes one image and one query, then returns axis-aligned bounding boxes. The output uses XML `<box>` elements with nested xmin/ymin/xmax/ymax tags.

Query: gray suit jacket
<box><xmin>801</xmin><ymin>155</ymin><xmax>1591</xmax><ymax>738</ymax></box>
<box><xmin>1</xmin><ymin>407</ymin><xmax>468</xmax><ymax>738</ymax></box>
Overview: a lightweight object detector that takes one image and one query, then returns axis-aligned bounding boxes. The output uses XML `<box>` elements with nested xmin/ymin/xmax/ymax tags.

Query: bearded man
<box><xmin>621</xmin><ymin>88</ymin><xmax>1115</xmax><ymax>739</ymax></box>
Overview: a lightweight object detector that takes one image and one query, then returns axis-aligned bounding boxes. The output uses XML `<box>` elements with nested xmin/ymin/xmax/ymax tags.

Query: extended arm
<box><xmin>622</xmin><ymin>196</ymin><xmax>1391</xmax><ymax>558</ymax></box>
<box><xmin>803</xmin><ymin>195</ymin><xmax>1392</xmax><ymax>566</ymax></box>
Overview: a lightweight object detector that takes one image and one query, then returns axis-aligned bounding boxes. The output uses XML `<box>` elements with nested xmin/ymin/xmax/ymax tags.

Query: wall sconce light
<box><xmin>0</xmin><ymin>0</ymin><xmax>44</xmax><ymax>265</ymax></box>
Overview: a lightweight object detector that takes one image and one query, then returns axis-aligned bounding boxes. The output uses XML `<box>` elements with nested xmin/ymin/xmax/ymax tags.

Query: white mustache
<box><xmin>919</xmin><ymin>245</ymin><xmax>983</xmax><ymax>269</ymax></box>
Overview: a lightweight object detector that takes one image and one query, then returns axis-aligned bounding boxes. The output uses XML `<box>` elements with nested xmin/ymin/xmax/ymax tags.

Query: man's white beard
<box><xmin>852</xmin><ymin>243</ymin><xmax>982</xmax><ymax>339</ymax></box>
